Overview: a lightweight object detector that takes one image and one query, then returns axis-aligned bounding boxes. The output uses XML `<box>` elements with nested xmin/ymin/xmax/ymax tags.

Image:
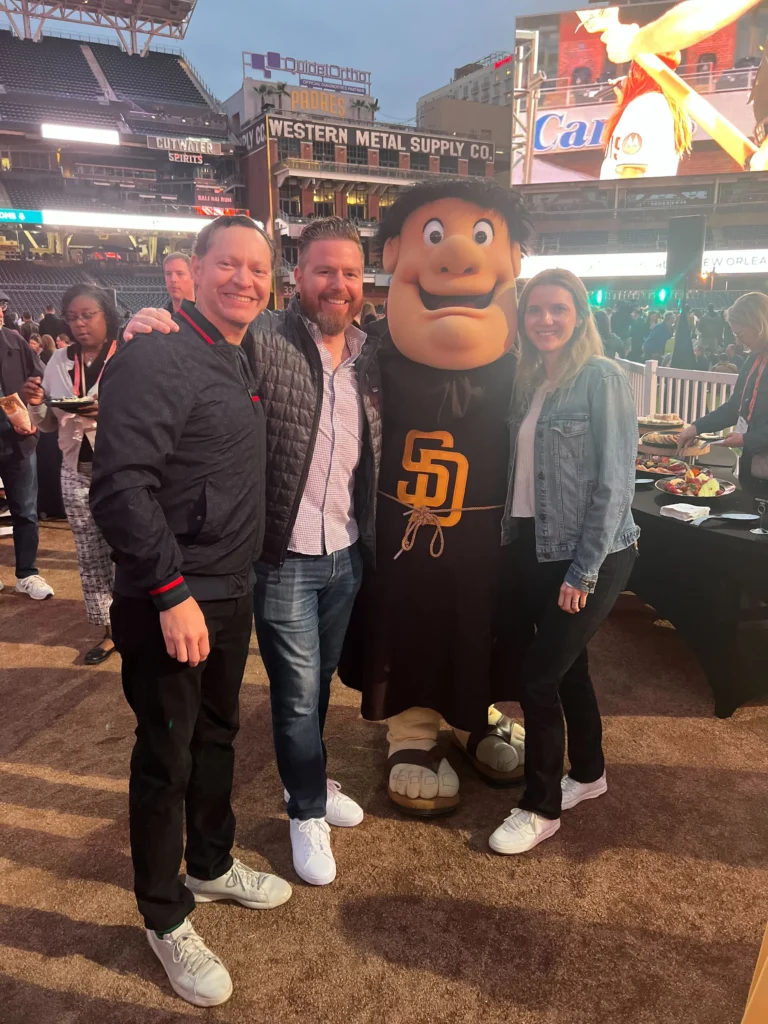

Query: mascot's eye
<box><xmin>423</xmin><ymin>219</ymin><xmax>444</xmax><ymax>246</ymax></box>
<box><xmin>473</xmin><ymin>219</ymin><xmax>494</xmax><ymax>246</ymax></box>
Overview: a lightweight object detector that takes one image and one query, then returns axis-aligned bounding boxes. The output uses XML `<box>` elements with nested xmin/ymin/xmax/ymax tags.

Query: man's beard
<box><xmin>303</xmin><ymin>292</ymin><xmax>360</xmax><ymax>336</ymax></box>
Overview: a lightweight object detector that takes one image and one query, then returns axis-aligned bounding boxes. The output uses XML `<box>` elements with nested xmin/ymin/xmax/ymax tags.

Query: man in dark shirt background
<box><xmin>644</xmin><ymin>311</ymin><xmax>676</xmax><ymax>361</ymax></box>
<box><xmin>39</xmin><ymin>302</ymin><xmax>67</xmax><ymax>340</ymax></box>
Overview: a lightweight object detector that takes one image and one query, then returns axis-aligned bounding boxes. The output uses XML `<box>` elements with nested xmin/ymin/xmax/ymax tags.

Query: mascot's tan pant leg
<box><xmin>452</xmin><ymin>706</ymin><xmax>526</xmax><ymax>787</ymax></box>
<box><xmin>385</xmin><ymin>708</ymin><xmax>460</xmax><ymax>817</ymax></box>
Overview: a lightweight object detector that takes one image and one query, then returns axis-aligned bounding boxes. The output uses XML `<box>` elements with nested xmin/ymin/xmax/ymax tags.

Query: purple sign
<box><xmin>248</xmin><ymin>51</ymin><xmax>371</xmax><ymax>91</ymax></box>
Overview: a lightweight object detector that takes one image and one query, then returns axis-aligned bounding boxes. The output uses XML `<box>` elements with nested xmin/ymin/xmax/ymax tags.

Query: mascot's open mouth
<box><xmin>418</xmin><ymin>285</ymin><xmax>495</xmax><ymax>311</ymax></box>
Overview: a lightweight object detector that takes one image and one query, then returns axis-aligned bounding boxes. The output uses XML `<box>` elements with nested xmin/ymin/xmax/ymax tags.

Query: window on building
<box><xmin>313</xmin><ymin>185</ymin><xmax>335</xmax><ymax>217</ymax></box>
<box><xmin>347</xmin><ymin>144</ymin><xmax>368</xmax><ymax>165</ymax></box>
<box><xmin>379</xmin><ymin>190</ymin><xmax>398</xmax><ymax>212</ymax></box>
<box><xmin>11</xmin><ymin>151</ymin><xmax>56</xmax><ymax>171</ymax></box>
<box><xmin>313</xmin><ymin>140</ymin><xmax>335</xmax><ymax>162</ymax></box>
<box><xmin>468</xmin><ymin>157</ymin><xmax>487</xmax><ymax>177</ymax></box>
<box><xmin>279</xmin><ymin>183</ymin><xmax>301</xmax><ymax>217</ymax></box>
<box><xmin>281</xmin><ymin>240</ymin><xmax>298</xmax><ymax>267</ymax></box>
<box><xmin>277</xmin><ymin>137</ymin><xmax>301</xmax><ymax>161</ymax></box>
<box><xmin>410</xmin><ymin>151</ymin><xmax>430</xmax><ymax>171</ymax></box>
<box><xmin>346</xmin><ymin>185</ymin><xmax>368</xmax><ymax>220</ymax></box>
<box><xmin>440</xmin><ymin>155</ymin><xmax>458</xmax><ymax>174</ymax></box>
<box><xmin>379</xmin><ymin>148</ymin><xmax>400</xmax><ymax>168</ymax></box>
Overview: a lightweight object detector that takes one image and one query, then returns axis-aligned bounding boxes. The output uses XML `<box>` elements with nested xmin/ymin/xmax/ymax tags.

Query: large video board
<box><xmin>516</xmin><ymin>2</ymin><xmax>768</xmax><ymax>183</ymax></box>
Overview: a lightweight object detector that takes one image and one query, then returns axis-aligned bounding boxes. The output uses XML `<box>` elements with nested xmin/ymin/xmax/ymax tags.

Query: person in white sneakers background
<box><xmin>491</xmin><ymin>268</ymin><xmax>639</xmax><ymax>856</ymax></box>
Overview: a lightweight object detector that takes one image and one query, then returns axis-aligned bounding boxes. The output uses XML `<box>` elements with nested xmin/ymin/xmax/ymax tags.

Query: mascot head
<box><xmin>378</xmin><ymin>178</ymin><xmax>530</xmax><ymax>370</ymax></box>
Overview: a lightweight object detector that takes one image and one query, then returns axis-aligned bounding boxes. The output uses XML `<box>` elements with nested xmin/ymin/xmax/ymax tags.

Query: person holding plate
<box><xmin>677</xmin><ymin>292</ymin><xmax>768</xmax><ymax>495</ymax></box>
<box><xmin>23</xmin><ymin>284</ymin><xmax>119</xmax><ymax>664</ymax></box>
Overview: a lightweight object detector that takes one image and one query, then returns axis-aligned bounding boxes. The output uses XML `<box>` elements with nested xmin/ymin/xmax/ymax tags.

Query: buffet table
<box><xmin>630</xmin><ymin>454</ymin><xmax>768</xmax><ymax>717</ymax></box>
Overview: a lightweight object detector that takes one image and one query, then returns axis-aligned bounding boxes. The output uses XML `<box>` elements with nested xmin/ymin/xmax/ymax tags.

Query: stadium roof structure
<box><xmin>0</xmin><ymin>0</ymin><xmax>198</xmax><ymax>54</ymax></box>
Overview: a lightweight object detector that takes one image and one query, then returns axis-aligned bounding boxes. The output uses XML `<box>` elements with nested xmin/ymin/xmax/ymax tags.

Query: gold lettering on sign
<box><xmin>396</xmin><ymin>430</ymin><xmax>469</xmax><ymax>527</ymax></box>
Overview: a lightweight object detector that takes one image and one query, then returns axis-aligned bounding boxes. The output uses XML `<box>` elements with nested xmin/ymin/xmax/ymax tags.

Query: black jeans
<box><xmin>112</xmin><ymin>593</ymin><xmax>252</xmax><ymax>932</ymax></box>
<box><xmin>510</xmin><ymin>522</ymin><xmax>636</xmax><ymax>820</ymax></box>
<box><xmin>0</xmin><ymin>449</ymin><xmax>39</xmax><ymax>578</ymax></box>
<box><xmin>253</xmin><ymin>544</ymin><xmax>362</xmax><ymax>820</ymax></box>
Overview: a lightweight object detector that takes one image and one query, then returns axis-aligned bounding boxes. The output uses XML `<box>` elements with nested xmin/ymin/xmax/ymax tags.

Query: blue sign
<box><xmin>0</xmin><ymin>208</ymin><xmax>43</xmax><ymax>224</ymax></box>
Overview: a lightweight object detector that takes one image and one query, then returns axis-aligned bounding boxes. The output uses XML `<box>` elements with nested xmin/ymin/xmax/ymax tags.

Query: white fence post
<box><xmin>643</xmin><ymin>360</ymin><xmax>658</xmax><ymax>418</ymax></box>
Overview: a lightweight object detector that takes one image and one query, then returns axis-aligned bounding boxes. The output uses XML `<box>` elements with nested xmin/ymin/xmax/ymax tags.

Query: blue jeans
<box><xmin>0</xmin><ymin>450</ymin><xmax>39</xmax><ymax>578</ymax></box>
<box><xmin>254</xmin><ymin>544</ymin><xmax>363</xmax><ymax>821</ymax></box>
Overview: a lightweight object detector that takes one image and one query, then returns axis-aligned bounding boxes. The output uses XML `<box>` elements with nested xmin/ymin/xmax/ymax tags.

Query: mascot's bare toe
<box><xmin>453</xmin><ymin>715</ymin><xmax>525</xmax><ymax>787</ymax></box>
<box><xmin>387</xmin><ymin>751</ymin><xmax>459</xmax><ymax>817</ymax></box>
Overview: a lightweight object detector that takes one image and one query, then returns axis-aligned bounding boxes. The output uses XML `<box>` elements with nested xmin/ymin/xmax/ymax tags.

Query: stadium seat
<box><xmin>0</xmin><ymin>31</ymin><xmax>101</xmax><ymax>100</ymax></box>
<box><xmin>90</xmin><ymin>43</ymin><xmax>209</xmax><ymax>106</ymax></box>
<box><xmin>0</xmin><ymin>99</ymin><xmax>121</xmax><ymax>131</ymax></box>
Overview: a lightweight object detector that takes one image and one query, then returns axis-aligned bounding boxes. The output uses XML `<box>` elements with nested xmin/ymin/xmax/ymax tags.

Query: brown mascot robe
<box><xmin>339</xmin><ymin>335</ymin><xmax>524</xmax><ymax>732</ymax></box>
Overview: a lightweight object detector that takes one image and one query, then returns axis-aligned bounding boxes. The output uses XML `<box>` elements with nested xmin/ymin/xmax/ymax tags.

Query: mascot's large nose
<box><xmin>430</xmin><ymin>234</ymin><xmax>480</xmax><ymax>277</ymax></box>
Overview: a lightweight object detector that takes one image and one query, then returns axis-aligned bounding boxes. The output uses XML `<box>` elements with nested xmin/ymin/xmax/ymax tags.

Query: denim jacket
<box><xmin>501</xmin><ymin>356</ymin><xmax>640</xmax><ymax>592</ymax></box>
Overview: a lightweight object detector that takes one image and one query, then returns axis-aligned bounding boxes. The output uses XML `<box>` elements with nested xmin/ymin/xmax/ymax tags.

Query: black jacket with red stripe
<box><xmin>90</xmin><ymin>300</ymin><xmax>266</xmax><ymax>610</ymax></box>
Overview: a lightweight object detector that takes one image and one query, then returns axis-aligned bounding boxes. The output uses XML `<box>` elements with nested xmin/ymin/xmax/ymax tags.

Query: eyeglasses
<box><xmin>64</xmin><ymin>310</ymin><xmax>103</xmax><ymax>325</ymax></box>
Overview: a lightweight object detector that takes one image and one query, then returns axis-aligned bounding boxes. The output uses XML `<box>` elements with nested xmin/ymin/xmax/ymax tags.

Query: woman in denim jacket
<box><xmin>489</xmin><ymin>268</ymin><xmax>639</xmax><ymax>856</ymax></box>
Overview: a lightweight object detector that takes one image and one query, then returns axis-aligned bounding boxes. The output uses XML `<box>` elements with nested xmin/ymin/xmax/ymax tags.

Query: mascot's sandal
<box><xmin>387</xmin><ymin>749</ymin><xmax>460</xmax><ymax>817</ymax></box>
<box><xmin>451</xmin><ymin>715</ymin><xmax>526</xmax><ymax>787</ymax></box>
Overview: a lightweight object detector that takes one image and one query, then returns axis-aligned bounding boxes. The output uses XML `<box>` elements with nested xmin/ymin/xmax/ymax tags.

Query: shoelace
<box><xmin>227</xmin><ymin>858</ymin><xmax>266</xmax><ymax>893</ymax></box>
<box><xmin>21</xmin><ymin>575</ymin><xmax>47</xmax><ymax>587</ymax></box>
<box><xmin>171</xmin><ymin>930</ymin><xmax>221</xmax><ymax>974</ymax></box>
<box><xmin>327</xmin><ymin>779</ymin><xmax>343</xmax><ymax>801</ymax></box>
<box><xmin>503</xmin><ymin>809</ymin><xmax>533</xmax><ymax>832</ymax></box>
<box><xmin>297</xmin><ymin>818</ymin><xmax>331</xmax><ymax>854</ymax></box>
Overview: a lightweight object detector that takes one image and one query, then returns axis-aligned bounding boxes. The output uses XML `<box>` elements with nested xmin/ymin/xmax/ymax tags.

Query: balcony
<box><xmin>275</xmin><ymin>157</ymin><xmax>471</xmax><ymax>187</ymax></box>
<box><xmin>275</xmin><ymin>214</ymin><xmax>380</xmax><ymax>238</ymax></box>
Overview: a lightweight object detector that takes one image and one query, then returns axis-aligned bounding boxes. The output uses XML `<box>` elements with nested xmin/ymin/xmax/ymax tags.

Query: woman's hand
<box><xmin>11</xmin><ymin>421</ymin><xmax>36</xmax><ymax>436</ymax></box>
<box><xmin>76</xmin><ymin>402</ymin><xmax>99</xmax><ymax>421</ymax></box>
<box><xmin>559</xmin><ymin>581</ymin><xmax>589</xmax><ymax>614</ymax></box>
<box><xmin>720</xmin><ymin>431</ymin><xmax>744</xmax><ymax>448</ymax></box>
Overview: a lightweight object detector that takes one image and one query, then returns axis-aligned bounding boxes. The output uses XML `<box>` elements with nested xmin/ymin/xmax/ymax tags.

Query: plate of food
<box><xmin>636</xmin><ymin>454</ymin><xmax>687</xmax><ymax>476</ymax></box>
<box><xmin>638</xmin><ymin>413</ymin><xmax>685</xmax><ymax>429</ymax></box>
<box><xmin>640</xmin><ymin>431</ymin><xmax>709</xmax><ymax>454</ymax></box>
<box><xmin>47</xmin><ymin>396</ymin><xmax>97</xmax><ymax>412</ymax></box>
<box><xmin>655</xmin><ymin>467</ymin><xmax>735</xmax><ymax>499</ymax></box>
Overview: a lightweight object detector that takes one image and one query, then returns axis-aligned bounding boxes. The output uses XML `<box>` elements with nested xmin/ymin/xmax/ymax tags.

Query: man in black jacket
<box><xmin>38</xmin><ymin>303</ymin><xmax>67</xmax><ymax>341</ymax></box>
<box><xmin>0</xmin><ymin>325</ymin><xmax>54</xmax><ymax>600</ymax></box>
<box><xmin>90</xmin><ymin>215</ymin><xmax>292</xmax><ymax>1009</ymax></box>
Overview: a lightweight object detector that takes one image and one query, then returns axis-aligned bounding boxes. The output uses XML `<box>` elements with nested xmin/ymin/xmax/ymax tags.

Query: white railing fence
<box><xmin>616</xmin><ymin>359</ymin><xmax>738</xmax><ymax>424</ymax></box>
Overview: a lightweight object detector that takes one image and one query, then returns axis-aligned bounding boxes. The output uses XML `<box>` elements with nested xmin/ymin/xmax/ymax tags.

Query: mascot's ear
<box><xmin>510</xmin><ymin>242</ymin><xmax>522</xmax><ymax>280</ymax></box>
<box><xmin>382</xmin><ymin>237</ymin><xmax>400</xmax><ymax>274</ymax></box>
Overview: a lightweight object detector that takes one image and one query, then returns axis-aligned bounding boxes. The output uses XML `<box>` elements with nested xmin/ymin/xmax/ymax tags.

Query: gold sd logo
<box><xmin>396</xmin><ymin>430</ymin><xmax>469</xmax><ymax>527</ymax></box>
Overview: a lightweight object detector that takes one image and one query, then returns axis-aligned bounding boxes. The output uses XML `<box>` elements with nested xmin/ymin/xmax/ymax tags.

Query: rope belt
<box><xmin>379</xmin><ymin>490</ymin><xmax>504</xmax><ymax>560</ymax></box>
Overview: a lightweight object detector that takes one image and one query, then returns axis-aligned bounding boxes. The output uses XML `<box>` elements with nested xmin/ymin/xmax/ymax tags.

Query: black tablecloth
<box><xmin>630</xmin><ymin>458</ymin><xmax>768</xmax><ymax>716</ymax></box>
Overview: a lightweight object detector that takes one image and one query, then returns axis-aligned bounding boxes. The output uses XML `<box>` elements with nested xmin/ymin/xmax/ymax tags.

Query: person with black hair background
<box><xmin>24</xmin><ymin>284</ymin><xmax>120</xmax><ymax>661</ymax></box>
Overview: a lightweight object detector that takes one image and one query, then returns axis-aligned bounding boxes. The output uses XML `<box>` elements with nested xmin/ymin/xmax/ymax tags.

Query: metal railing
<box><xmin>277</xmin><ymin>158</ymin><xmax>459</xmax><ymax>182</ymax></box>
<box><xmin>617</xmin><ymin>358</ymin><xmax>737</xmax><ymax>421</ymax></box>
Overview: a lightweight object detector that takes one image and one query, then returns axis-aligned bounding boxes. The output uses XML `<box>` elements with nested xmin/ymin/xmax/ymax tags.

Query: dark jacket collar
<box><xmin>175</xmin><ymin>299</ymin><xmax>228</xmax><ymax>346</ymax></box>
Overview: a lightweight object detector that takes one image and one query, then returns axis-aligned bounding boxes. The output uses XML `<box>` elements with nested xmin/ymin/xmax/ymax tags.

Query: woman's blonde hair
<box><xmin>40</xmin><ymin>333</ymin><xmax>55</xmax><ymax>357</ymax></box>
<box><xmin>725</xmin><ymin>292</ymin><xmax>768</xmax><ymax>342</ymax></box>
<box><xmin>514</xmin><ymin>268</ymin><xmax>605</xmax><ymax>403</ymax></box>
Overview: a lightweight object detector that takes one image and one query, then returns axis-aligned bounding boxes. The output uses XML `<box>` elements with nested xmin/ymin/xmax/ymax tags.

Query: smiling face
<box><xmin>523</xmin><ymin>284</ymin><xmax>579</xmax><ymax>360</ymax></box>
<box><xmin>293</xmin><ymin>239</ymin><xmax>364</xmax><ymax>337</ymax></box>
<box><xmin>383</xmin><ymin>198</ymin><xmax>522</xmax><ymax>370</ymax></box>
<box><xmin>192</xmin><ymin>224</ymin><xmax>272</xmax><ymax>336</ymax></box>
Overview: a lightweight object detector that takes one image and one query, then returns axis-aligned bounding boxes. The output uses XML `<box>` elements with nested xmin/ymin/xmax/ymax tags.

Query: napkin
<box><xmin>660</xmin><ymin>503</ymin><xmax>711</xmax><ymax>522</ymax></box>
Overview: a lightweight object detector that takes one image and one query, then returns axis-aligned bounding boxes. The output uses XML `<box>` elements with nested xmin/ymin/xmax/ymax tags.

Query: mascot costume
<box><xmin>340</xmin><ymin>178</ymin><xmax>531</xmax><ymax>816</ymax></box>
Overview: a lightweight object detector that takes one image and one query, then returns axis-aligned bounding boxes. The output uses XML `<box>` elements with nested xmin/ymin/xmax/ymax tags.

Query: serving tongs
<box><xmin>690</xmin><ymin>512</ymin><xmax>760</xmax><ymax>527</ymax></box>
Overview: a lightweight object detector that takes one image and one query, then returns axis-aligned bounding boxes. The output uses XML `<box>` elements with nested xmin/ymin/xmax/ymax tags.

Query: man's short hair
<box><xmin>194</xmin><ymin>214</ymin><xmax>275</xmax><ymax>264</ymax></box>
<box><xmin>163</xmin><ymin>251</ymin><xmax>191</xmax><ymax>269</ymax></box>
<box><xmin>297</xmin><ymin>217</ymin><xmax>364</xmax><ymax>266</ymax></box>
<box><xmin>45</xmin><ymin>303</ymin><xmax>55</xmax><ymax>312</ymax></box>
<box><xmin>22</xmin><ymin>312</ymin><xmax>31</xmax><ymax>320</ymax></box>
<box><xmin>377</xmin><ymin>178</ymin><xmax>531</xmax><ymax>251</ymax></box>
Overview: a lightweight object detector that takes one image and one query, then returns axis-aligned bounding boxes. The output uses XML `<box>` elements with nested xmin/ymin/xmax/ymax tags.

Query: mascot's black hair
<box><xmin>377</xmin><ymin>177</ymin><xmax>532</xmax><ymax>252</ymax></box>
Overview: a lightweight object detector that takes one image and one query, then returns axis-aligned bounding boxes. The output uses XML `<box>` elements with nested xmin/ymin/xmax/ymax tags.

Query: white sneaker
<box><xmin>488</xmin><ymin>808</ymin><xmax>561</xmax><ymax>855</ymax></box>
<box><xmin>283</xmin><ymin>779</ymin><xmax>364</xmax><ymax>828</ymax></box>
<box><xmin>146</xmin><ymin>919</ymin><xmax>232</xmax><ymax>1008</ymax></box>
<box><xmin>289</xmin><ymin>817</ymin><xmax>336</xmax><ymax>885</ymax></box>
<box><xmin>561</xmin><ymin>772</ymin><xmax>608</xmax><ymax>811</ymax></box>
<box><xmin>15</xmin><ymin>574</ymin><xmax>54</xmax><ymax>600</ymax></box>
<box><xmin>185</xmin><ymin>857</ymin><xmax>292</xmax><ymax>909</ymax></box>
<box><xmin>0</xmin><ymin>579</ymin><xmax>4</xmax><ymax>592</ymax></box>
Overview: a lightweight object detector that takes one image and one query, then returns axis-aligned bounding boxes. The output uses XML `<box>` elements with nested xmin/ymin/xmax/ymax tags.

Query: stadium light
<box><xmin>656</xmin><ymin>286</ymin><xmax>670</xmax><ymax>303</ymax></box>
<box><xmin>595</xmin><ymin>289</ymin><xmax>605</xmax><ymax>306</ymax></box>
<box><xmin>41</xmin><ymin>124</ymin><xmax>120</xmax><ymax>146</ymax></box>
<box><xmin>41</xmin><ymin>209</ymin><xmax>213</xmax><ymax>233</ymax></box>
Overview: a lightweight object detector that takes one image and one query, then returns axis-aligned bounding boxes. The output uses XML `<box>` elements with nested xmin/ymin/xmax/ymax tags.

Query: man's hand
<box><xmin>600</xmin><ymin>21</ymin><xmax>640</xmax><ymax>64</ymax></box>
<box><xmin>123</xmin><ymin>307</ymin><xmax>178</xmax><ymax>342</ymax></box>
<box><xmin>11</xmin><ymin>421</ymin><xmax>36</xmax><ymax>436</ymax></box>
<box><xmin>677</xmin><ymin>425</ymin><xmax>697</xmax><ymax>449</ymax></box>
<box><xmin>559</xmin><ymin>581</ymin><xmax>589</xmax><ymax>615</ymax></box>
<box><xmin>720</xmin><ymin>431</ymin><xmax>744</xmax><ymax>448</ymax></box>
<box><xmin>23</xmin><ymin>376</ymin><xmax>45</xmax><ymax>406</ymax></box>
<box><xmin>159</xmin><ymin>596</ymin><xmax>210</xmax><ymax>667</ymax></box>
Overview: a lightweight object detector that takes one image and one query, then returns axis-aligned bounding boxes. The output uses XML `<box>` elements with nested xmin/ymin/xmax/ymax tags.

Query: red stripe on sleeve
<box><xmin>149</xmin><ymin>576</ymin><xmax>185</xmax><ymax>596</ymax></box>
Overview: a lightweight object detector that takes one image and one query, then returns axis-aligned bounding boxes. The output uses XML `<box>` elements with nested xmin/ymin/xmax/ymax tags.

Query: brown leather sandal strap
<box><xmin>467</xmin><ymin>715</ymin><xmax>515</xmax><ymax>759</ymax></box>
<box><xmin>387</xmin><ymin>749</ymin><xmax>442</xmax><ymax>772</ymax></box>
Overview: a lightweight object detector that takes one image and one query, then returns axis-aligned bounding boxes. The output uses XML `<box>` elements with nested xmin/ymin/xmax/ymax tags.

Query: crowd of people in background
<box><xmin>597</xmin><ymin>298</ymin><xmax>747</xmax><ymax>372</ymax></box>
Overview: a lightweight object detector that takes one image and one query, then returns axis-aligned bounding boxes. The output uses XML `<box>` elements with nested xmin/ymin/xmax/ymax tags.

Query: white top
<box><xmin>511</xmin><ymin>381</ymin><xmax>553</xmax><ymax>519</ymax></box>
<box><xmin>30</xmin><ymin>346</ymin><xmax>98</xmax><ymax>474</ymax></box>
<box><xmin>600</xmin><ymin>92</ymin><xmax>681</xmax><ymax>180</ymax></box>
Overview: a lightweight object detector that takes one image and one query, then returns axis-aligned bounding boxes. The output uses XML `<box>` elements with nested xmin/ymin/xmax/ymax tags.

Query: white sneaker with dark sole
<box><xmin>15</xmin><ymin>574</ymin><xmax>54</xmax><ymax>600</ymax></box>
<box><xmin>283</xmin><ymin>779</ymin><xmax>364</xmax><ymax>828</ymax></box>
<box><xmin>488</xmin><ymin>808</ymin><xmax>561</xmax><ymax>855</ymax></box>
<box><xmin>561</xmin><ymin>772</ymin><xmax>608</xmax><ymax>811</ymax></box>
<box><xmin>146</xmin><ymin>920</ymin><xmax>232</xmax><ymax>1008</ymax></box>
<box><xmin>290</xmin><ymin>817</ymin><xmax>336</xmax><ymax>885</ymax></box>
<box><xmin>185</xmin><ymin>857</ymin><xmax>292</xmax><ymax>909</ymax></box>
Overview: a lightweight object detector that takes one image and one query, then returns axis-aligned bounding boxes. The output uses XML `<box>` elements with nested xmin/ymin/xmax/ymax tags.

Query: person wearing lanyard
<box><xmin>24</xmin><ymin>284</ymin><xmax>119</xmax><ymax>663</ymax></box>
<box><xmin>678</xmin><ymin>292</ymin><xmax>768</xmax><ymax>493</ymax></box>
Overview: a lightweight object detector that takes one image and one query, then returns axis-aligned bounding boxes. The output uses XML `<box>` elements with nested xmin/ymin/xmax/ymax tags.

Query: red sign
<box><xmin>494</xmin><ymin>55</ymin><xmax>513</xmax><ymax>69</ymax></box>
<box><xmin>194</xmin><ymin>188</ymin><xmax>233</xmax><ymax>207</ymax></box>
